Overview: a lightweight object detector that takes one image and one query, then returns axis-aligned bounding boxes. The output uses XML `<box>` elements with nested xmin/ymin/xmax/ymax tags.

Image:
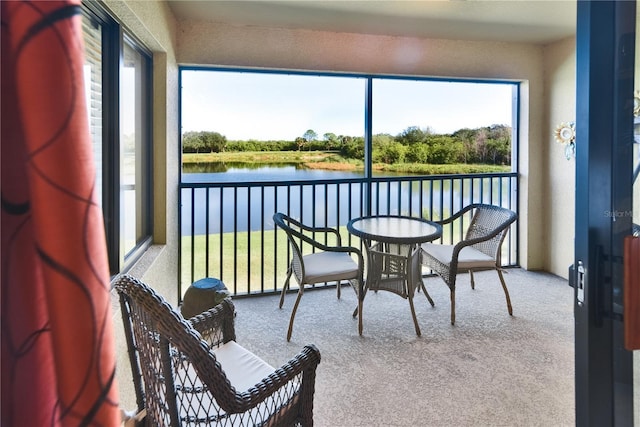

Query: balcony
<box><xmin>106</xmin><ymin>0</ymin><xmax>583</xmax><ymax>422</ymax></box>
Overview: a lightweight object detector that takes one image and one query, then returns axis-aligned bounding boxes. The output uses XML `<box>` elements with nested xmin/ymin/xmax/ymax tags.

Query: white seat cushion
<box><xmin>213</xmin><ymin>341</ymin><xmax>275</xmax><ymax>392</ymax></box>
<box><xmin>172</xmin><ymin>341</ymin><xmax>298</xmax><ymax>425</ymax></box>
<box><xmin>302</xmin><ymin>251</ymin><xmax>359</xmax><ymax>283</ymax></box>
<box><xmin>421</xmin><ymin>244</ymin><xmax>496</xmax><ymax>269</ymax></box>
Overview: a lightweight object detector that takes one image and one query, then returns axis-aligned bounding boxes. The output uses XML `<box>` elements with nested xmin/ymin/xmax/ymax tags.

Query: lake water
<box><xmin>183</xmin><ymin>165</ymin><xmax>362</xmax><ymax>234</ymax></box>
<box><xmin>181</xmin><ymin>163</ymin><xmax>404</xmax><ymax>182</ymax></box>
<box><xmin>181</xmin><ymin>163</ymin><xmax>510</xmax><ymax>235</ymax></box>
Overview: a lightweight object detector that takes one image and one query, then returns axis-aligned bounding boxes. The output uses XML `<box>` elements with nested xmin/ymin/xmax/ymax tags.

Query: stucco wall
<box><xmin>176</xmin><ymin>21</ymin><xmax>547</xmax><ymax>270</ymax></box>
<box><xmin>543</xmin><ymin>36</ymin><xmax>576</xmax><ymax>278</ymax></box>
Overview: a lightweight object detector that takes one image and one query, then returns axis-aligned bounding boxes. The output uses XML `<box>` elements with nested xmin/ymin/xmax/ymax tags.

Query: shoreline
<box><xmin>182</xmin><ymin>151</ymin><xmax>510</xmax><ymax>174</ymax></box>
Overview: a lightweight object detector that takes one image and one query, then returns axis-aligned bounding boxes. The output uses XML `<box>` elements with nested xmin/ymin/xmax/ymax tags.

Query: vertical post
<box><xmin>364</xmin><ymin>78</ymin><xmax>373</xmax><ymax>216</ymax></box>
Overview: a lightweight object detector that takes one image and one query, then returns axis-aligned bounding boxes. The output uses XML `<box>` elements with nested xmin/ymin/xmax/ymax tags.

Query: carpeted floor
<box><xmin>232</xmin><ymin>268</ymin><xmax>575</xmax><ymax>427</ymax></box>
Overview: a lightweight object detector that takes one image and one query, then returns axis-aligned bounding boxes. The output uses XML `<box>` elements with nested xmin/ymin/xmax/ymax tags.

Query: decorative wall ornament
<box><xmin>633</xmin><ymin>90</ymin><xmax>640</xmax><ymax>118</ymax></box>
<box><xmin>554</xmin><ymin>121</ymin><xmax>575</xmax><ymax>160</ymax></box>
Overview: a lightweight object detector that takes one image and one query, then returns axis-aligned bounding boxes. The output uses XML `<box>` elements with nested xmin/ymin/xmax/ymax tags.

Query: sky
<box><xmin>181</xmin><ymin>70</ymin><xmax>515</xmax><ymax>141</ymax></box>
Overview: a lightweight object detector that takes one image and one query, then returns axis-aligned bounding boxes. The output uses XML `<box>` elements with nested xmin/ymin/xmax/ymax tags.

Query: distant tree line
<box><xmin>182</xmin><ymin>124</ymin><xmax>511</xmax><ymax>165</ymax></box>
<box><xmin>182</xmin><ymin>131</ymin><xmax>228</xmax><ymax>153</ymax></box>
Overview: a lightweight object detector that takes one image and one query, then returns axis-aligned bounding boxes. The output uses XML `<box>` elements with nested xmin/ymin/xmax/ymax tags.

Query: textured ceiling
<box><xmin>168</xmin><ymin>0</ymin><xmax>577</xmax><ymax>44</ymax></box>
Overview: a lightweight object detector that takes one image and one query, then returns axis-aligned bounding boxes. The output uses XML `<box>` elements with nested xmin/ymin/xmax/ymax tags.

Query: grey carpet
<box><xmin>232</xmin><ymin>268</ymin><xmax>575</xmax><ymax>427</ymax></box>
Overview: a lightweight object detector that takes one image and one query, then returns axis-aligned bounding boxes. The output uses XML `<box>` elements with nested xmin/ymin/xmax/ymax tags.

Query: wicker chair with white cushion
<box><xmin>421</xmin><ymin>203</ymin><xmax>517</xmax><ymax>325</ymax></box>
<box><xmin>115</xmin><ymin>274</ymin><xmax>321</xmax><ymax>427</ymax></box>
<box><xmin>273</xmin><ymin>212</ymin><xmax>365</xmax><ymax>341</ymax></box>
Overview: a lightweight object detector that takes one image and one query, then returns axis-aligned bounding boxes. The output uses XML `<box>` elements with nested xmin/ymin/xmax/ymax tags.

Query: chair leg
<box><xmin>497</xmin><ymin>268</ymin><xmax>513</xmax><ymax>316</ymax></box>
<box><xmin>419</xmin><ymin>280</ymin><xmax>435</xmax><ymax>307</ymax></box>
<box><xmin>450</xmin><ymin>288</ymin><xmax>456</xmax><ymax>325</ymax></box>
<box><xmin>408</xmin><ymin>296</ymin><xmax>421</xmax><ymax>336</ymax></box>
<box><xmin>358</xmin><ymin>297</ymin><xmax>363</xmax><ymax>336</ymax></box>
<box><xmin>286</xmin><ymin>289</ymin><xmax>304</xmax><ymax>341</ymax></box>
<box><xmin>279</xmin><ymin>269</ymin><xmax>292</xmax><ymax>309</ymax></box>
<box><xmin>353</xmin><ymin>281</ymin><xmax>367</xmax><ymax>318</ymax></box>
<box><xmin>469</xmin><ymin>270</ymin><xmax>475</xmax><ymax>290</ymax></box>
<box><xmin>336</xmin><ymin>281</ymin><xmax>341</xmax><ymax>299</ymax></box>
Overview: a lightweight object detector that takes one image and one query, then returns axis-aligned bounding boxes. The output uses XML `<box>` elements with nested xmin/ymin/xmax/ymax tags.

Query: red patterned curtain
<box><xmin>1</xmin><ymin>1</ymin><xmax>120</xmax><ymax>425</ymax></box>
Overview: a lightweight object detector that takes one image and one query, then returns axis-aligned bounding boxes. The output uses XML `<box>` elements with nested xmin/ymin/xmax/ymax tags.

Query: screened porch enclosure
<box><xmin>179</xmin><ymin>69</ymin><xmax>519</xmax><ymax>298</ymax></box>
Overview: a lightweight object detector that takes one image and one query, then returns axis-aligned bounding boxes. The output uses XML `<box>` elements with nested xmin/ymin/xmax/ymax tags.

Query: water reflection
<box><xmin>181</xmin><ymin>164</ymin><xmax>511</xmax><ymax>235</ymax></box>
<box><xmin>184</xmin><ymin>161</ymin><xmax>312</xmax><ymax>174</ymax></box>
<box><xmin>182</xmin><ymin>162</ymin><xmax>363</xmax><ymax>183</ymax></box>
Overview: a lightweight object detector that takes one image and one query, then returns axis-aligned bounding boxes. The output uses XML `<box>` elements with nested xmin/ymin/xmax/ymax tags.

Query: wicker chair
<box><xmin>273</xmin><ymin>212</ymin><xmax>365</xmax><ymax>341</ymax></box>
<box><xmin>115</xmin><ymin>274</ymin><xmax>321</xmax><ymax>427</ymax></box>
<box><xmin>421</xmin><ymin>203</ymin><xmax>518</xmax><ymax>325</ymax></box>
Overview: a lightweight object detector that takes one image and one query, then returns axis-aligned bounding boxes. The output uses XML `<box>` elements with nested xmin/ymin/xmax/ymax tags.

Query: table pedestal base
<box><xmin>365</xmin><ymin>242</ymin><xmax>434</xmax><ymax>336</ymax></box>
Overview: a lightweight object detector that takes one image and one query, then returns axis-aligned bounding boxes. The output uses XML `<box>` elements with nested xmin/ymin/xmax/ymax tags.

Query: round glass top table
<box><xmin>347</xmin><ymin>215</ymin><xmax>443</xmax><ymax>336</ymax></box>
<box><xmin>347</xmin><ymin>215</ymin><xmax>442</xmax><ymax>245</ymax></box>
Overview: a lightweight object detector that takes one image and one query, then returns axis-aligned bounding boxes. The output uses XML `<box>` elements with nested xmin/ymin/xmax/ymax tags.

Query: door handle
<box><xmin>576</xmin><ymin>260</ymin><xmax>585</xmax><ymax>307</ymax></box>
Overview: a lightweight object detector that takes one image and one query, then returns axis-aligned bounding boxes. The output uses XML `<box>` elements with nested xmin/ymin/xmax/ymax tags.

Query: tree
<box><xmin>396</xmin><ymin>126</ymin><xmax>429</xmax><ymax>145</ymax></box>
<box><xmin>323</xmin><ymin>132</ymin><xmax>337</xmax><ymax>142</ymax></box>
<box><xmin>303</xmin><ymin>129</ymin><xmax>317</xmax><ymax>142</ymax></box>
<box><xmin>425</xmin><ymin>135</ymin><xmax>460</xmax><ymax>164</ymax></box>
<box><xmin>182</xmin><ymin>131</ymin><xmax>228</xmax><ymax>153</ymax></box>
<box><xmin>341</xmin><ymin>137</ymin><xmax>364</xmax><ymax>159</ymax></box>
<box><xmin>487</xmin><ymin>124</ymin><xmax>511</xmax><ymax>141</ymax></box>
<box><xmin>182</xmin><ymin>131</ymin><xmax>206</xmax><ymax>153</ymax></box>
<box><xmin>486</xmin><ymin>138</ymin><xmax>511</xmax><ymax>164</ymax></box>
<box><xmin>372</xmin><ymin>134</ymin><xmax>392</xmax><ymax>152</ymax></box>
<box><xmin>406</xmin><ymin>143</ymin><xmax>430</xmax><ymax>163</ymax></box>
<box><xmin>295</xmin><ymin>136</ymin><xmax>306</xmax><ymax>151</ymax></box>
<box><xmin>339</xmin><ymin>135</ymin><xmax>353</xmax><ymax>145</ymax></box>
<box><xmin>377</xmin><ymin>141</ymin><xmax>406</xmax><ymax>164</ymax></box>
<box><xmin>452</xmin><ymin>128</ymin><xmax>477</xmax><ymax>163</ymax></box>
<box><xmin>474</xmin><ymin>128</ymin><xmax>489</xmax><ymax>163</ymax></box>
<box><xmin>323</xmin><ymin>132</ymin><xmax>340</xmax><ymax>150</ymax></box>
<box><xmin>202</xmin><ymin>131</ymin><xmax>227</xmax><ymax>153</ymax></box>
<box><xmin>372</xmin><ymin>134</ymin><xmax>397</xmax><ymax>163</ymax></box>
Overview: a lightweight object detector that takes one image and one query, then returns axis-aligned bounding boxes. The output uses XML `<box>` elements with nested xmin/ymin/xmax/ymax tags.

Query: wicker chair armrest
<box><xmin>434</xmin><ymin>203</ymin><xmax>478</xmax><ymax>225</ymax></box>
<box><xmin>188</xmin><ymin>298</ymin><xmax>236</xmax><ymax>346</ymax></box>
<box><xmin>449</xmin><ymin>221</ymin><xmax>513</xmax><ymax>262</ymax></box>
<box><xmin>299</xmin><ymin>224</ymin><xmax>342</xmax><ymax>241</ymax></box>
<box><xmin>227</xmin><ymin>344</ymin><xmax>322</xmax><ymax>412</ymax></box>
<box><xmin>285</xmin><ymin>215</ymin><xmax>339</xmax><ymax>236</ymax></box>
<box><xmin>277</xmin><ymin>213</ymin><xmax>344</xmax><ymax>246</ymax></box>
<box><xmin>290</xmin><ymin>227</ymin><xmax>346</xmax><ymax>250</ymax></box>
<box><xmin>318</xmin><ymin>244</ymin><xmax>362</xmax><ymax>256</ymax></box>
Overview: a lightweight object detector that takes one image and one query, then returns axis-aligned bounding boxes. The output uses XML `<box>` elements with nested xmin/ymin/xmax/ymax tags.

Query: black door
<box><xmin>574</xmin><ymin>1</ymin><xmax>638</xmax><ymax>425</ymax></box>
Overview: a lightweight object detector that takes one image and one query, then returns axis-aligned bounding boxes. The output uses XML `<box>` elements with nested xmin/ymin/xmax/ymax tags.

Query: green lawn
<box><xmin>183</xmin><ymin>151</ymin><xmax>337</xmax><ymax>165</ymax></box>
<box><xmin>180</xmin><ymin>221</ymin><xmax>470</xmax><ymax>297</ymax></box>
<box><xmin>181</xmin><ymin>226</ymin><xmax>359</xmax><ymax>296</ymax></box>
